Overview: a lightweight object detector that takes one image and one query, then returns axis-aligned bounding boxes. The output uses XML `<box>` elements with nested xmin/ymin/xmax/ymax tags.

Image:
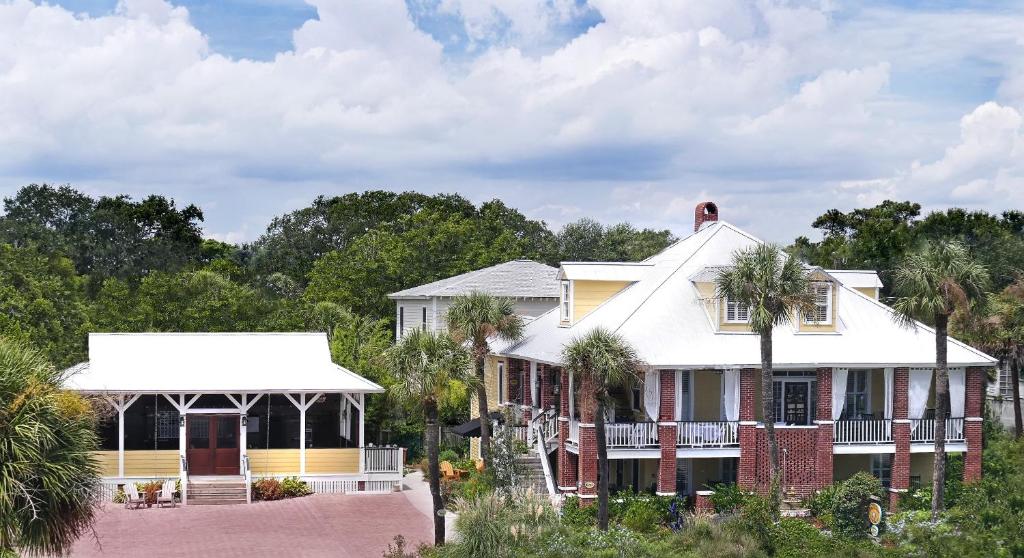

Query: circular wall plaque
<box><xmin>868</xmin><ymin>502</ymin><xmax>882</xmax><ymax>525</ymax></box>
<box><xmin>584</xmin><ymin>481</ymin><xmax>596</xmax><ymax>489</ymax></box>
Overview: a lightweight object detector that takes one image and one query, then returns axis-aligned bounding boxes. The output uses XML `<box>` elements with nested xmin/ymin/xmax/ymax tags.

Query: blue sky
<box><xmin>3</xmin><ymin>0</ymin><xmax>1023</xmax><ymax>243</ymax></box>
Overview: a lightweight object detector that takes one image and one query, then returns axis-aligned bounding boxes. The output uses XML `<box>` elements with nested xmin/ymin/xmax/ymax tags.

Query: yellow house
<box><xmin>64</xmin><ymin>332</ymin><xmax>402</xmax><ymax>505</ymax></box>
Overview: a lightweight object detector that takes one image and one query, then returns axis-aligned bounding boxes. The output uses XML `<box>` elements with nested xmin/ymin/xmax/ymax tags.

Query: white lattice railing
<box><xmin>910</xmin><ymin>418</ymin><xmax>966</xmax><ymax>443</ymax></box>
<box><xmin>606</xmin><ymin>422</ymin><xmax>659</xmax><ymax>448</ymax></box>
<box><xmin>675</xmin><ymin>421</ymin><xmax>739</xmax><ymax>447</ymax></box>
<box><xmin>541</xmin><ymin>417</ymin><xmax>558</xmax><ymax>442</ymax></box>
<box><xmin>569</xmin><ymin>420</ymin><xmax>579</xmax><ymax>444</ymax></box>
<box><xmin>364</xmin><ymin>446</ymin><xmax>403</xmax><ymax>473</ymax></box>
<box><xmin>834</xmin><ymin>420</ymin><xmax>892</xmax><ymax>444</ymax></box>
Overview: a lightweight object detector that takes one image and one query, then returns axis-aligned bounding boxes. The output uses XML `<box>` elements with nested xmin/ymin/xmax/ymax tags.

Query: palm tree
<box><xmin>562</xmin><ymin>327</ymin><xmax>642</xmax><ymax>531</ymax></box>
<box><xmin>716</xmin><ymin>243</ymin><xmax>813</xmax><ymax>513</ymax></box>
<box><xmin>382</xmin><ymin>329</ymin><xmax>471</xmax><ymax>546</ymax></box>
<box><xmin>1</xmin><ymin>338</ymin><xmax>100</xmax><ymax>557</ymax></box>
<box><xmin>446</xmin><ymin>292</ymin><xmax>524</xmax><ymax>469</ymax></box>
<box><xmin>891</xmin><ymin>240</ymin><xmax>988</xmax><ymax>518</ymax></box>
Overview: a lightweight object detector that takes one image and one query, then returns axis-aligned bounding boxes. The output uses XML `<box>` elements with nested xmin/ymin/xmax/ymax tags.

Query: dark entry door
<box><xmin>784</xmin><ymin>383</ymin><xmax>809</xmax><ymax>425</ymax></box>
<box><xmin>187</xmin><ymin>415</ymin><xmax>240</xmax><ymax>476</ymax></box>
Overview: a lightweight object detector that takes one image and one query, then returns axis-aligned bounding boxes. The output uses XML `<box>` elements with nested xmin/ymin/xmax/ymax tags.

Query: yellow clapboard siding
<box><xmin>92</xmin><ymin>451</ymin><xmax>120</xmax><ymax>477</ymax></box>
<box><xmin>573</xmin><ymin>280</ymin><xmax>631</xmax><ymax>322</ymax></box>
<box><xmin>247</xmin><ymin>449</ymin><xmax>301</xmax><ymax>475</ymax></box>
<box><xmin>854</xmin><ymin>286</ymin><xmax>878</xmax><ymax>300</ymax></box>
<box><xmin>123</xmin><ymin>450</ymin><xmax>179</xmax><ymax>477</ymax></box>
<box><xmin>305</xmin><ymin>449</ymin><xmax>360</xmax><ymax>474</ymax></box>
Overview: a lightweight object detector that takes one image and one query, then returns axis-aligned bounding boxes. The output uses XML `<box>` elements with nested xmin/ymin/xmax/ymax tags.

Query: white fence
<box><xmin>911</xmin><ymin>418</ymin><xmax>965</xmax><ymax>443</ymax></box>
<box><xmin>364</xmin><ymin>447</ymin><xmax>404</xmax><ymax>473</ymax></box>
<box><xmin>606</xmin><ymin>422</ymin><xmax>659</xmax><ymax>448</ymax></box>
<box><xmin>834</xmin><ymin>420</ymin><xmax>893</xmax><ymax>444</ymax></box>
<box><xmin>676</xmin><ymin>421</ymin><xmax>739</xmax><ymax>447</ymax></box>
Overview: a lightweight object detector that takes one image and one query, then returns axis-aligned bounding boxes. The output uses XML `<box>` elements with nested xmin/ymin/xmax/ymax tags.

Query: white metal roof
<box><xmin>826</xmin><ymin>270</ymin><xmax>884</xmax><ymax>290</ymax></box>
<box><xmin>388</xmin><ymin>259</ymin><xmax>559</xmax><ymax>299</ymax></box>
<box><xmin>64</xmin><ymin>333</ymin><xmax>384</xmax><ymax>394</ymax></box>
<box><xmin>558</xmin><ymin>262</ymin><xmax>653</xmax><ymax>282</ymax></box>
<box><xmin>501</xmin><ymin>222</ymin><xmax>996</xmax><ymax>369</ymax></box>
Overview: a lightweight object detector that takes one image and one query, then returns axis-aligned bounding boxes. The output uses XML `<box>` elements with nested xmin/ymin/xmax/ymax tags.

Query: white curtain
<box><xmin>949</xmin><ymin>367</ymin><xmax>966</xmax><ymax>418</ymax></box>
<box><xmin>883</xmin><ymin>368</ymin><xmax>894</xmax><ymax>420</ymax></box>
<box><xmin>909</xmin><ymin>369</ymin><xmax>933</xmax><ymax>420</ymax></box>
<box><xmin>832</xmin><ymin>368</ymin><xmax>849</xmax><ymax>421</ymax></box>
<box><xmin>644</xmin><ymin>368</ymin><xmax>660</xmax><ymax>422</ymax></box>
<box><xmin>722</xmin><ymin>368</ymin><xmax>740</xmax><ymax>422</ymax></box>
<box><xmin>530</xmin><ymin>361</ymin><xmax>538</xmax><ymax>406</ymax></box>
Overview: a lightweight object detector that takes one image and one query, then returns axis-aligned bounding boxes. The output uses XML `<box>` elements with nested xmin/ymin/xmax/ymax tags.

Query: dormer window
<box><xmin>805</xmin><ymin>282</ymin><xmax>833</xmax><ymax>325</ymax></box>
<box><xmin>724</xmin><ymin>296</ymin><xmax>750</xmax><ymax>323</ymax></box>
<box><xmin>560</xmin><ymin>280</ymin><xmax>571</xmax><ymax>322</ymax></box>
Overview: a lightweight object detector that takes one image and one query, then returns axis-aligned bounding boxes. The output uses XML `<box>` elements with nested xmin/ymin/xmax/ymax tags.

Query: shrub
<box><xmin>831</xmin><ymin>472</ymin><xmax>883</xmax><ymax>538</ymax></box>
<box><xmin>252</xmin><ymin>478</ymin><xmax>283</xmax><ymax>501</ymax></box>
<box><xmin>112</xmin><ymin>489</ymin><xmax>127</xmax><ymax>504</ymax></box>
<box><xmin>280</xmin><ymin>476</ymin><xmax>312</xmax><ymax>498</ymax></box>
<box><xmin>560</xmin><ymin>495</ymin><xmax>596</xmax><ymax>528</ymax></box>
<box><xmin>137</xmin><ymin>480</ymin><xmax>162</xmax><ymax>505</ymax></box>
<box><xmin>708</xmin><ymin>483</ymin><xmax>747</xmax><ymax>514</ymax></box>
<box><xmin>382</xmin><ymin>535</ymin><xmax>419</xmax><ymax>558</ymax></box>
<box><xmin>621</xmin><ymin>498</ymin><xmax>663</xmax><ymax>533</ymax></box>
<box><xmin>805</xmin><ymin>483</ymin><xmax>840</xmax><ymax>528</ymax></box>
<box><xmin>439</xmin><ymin>449</ymin><xmax>460</xmax><ymax>464</ymax></box>
<box><xmin>736</xmin><ymin>494</ymin><xmax>777</xmax><ymax>551</ymax></box>
<box><xmin>771</xmin><ymin>518</ymin><xmax>834</xmax><ymax>558</ymax></box>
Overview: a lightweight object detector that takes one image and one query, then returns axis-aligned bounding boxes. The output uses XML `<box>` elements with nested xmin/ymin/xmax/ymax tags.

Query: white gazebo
<box><xmin>65</xmin><ymin>332</ymin><xmax>402</xmax><ymax>503</ymax></box>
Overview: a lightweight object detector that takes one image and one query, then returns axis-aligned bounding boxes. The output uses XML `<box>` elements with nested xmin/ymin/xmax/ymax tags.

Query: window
<box><xmin>843</xmin><ymin>370</ymin><xmax>871</xmax><ymax>419</ymax></box>
<box><xmin>720</xmin><ymin>457</ymin><xmax>738</xmax><ymax>485</ymax></box>
<box><xmin>999</xmin><ymin>361</ymin><xmax>1015</xmax><ymax>398</ymax></box>
<box><xmin>804</xmin><ymin>282</ymin><xmax>833</xmax><ymax>325</ymax></box>
<box><xmin>398</xmin><ymin>306</ymin><xmax>404</xmax><ymax>338</ymax></box>
<box><xmin>772</xmin><ymin>372</ymin><xmax>817</xmax><ymax>425</ymax></box>
<box><xmin>724</xmin><ymin>296</ymin><xmax>750</xmax><ymax>323</ymax></box>
<box><xmin>422</xmin><ymin>307</ymin><xmax>428</xmax><ymax>331</ymax></box>
<box><xmin>560</xmin><ymin>281</ymin><xmax>571</xmax><ymax>322</ymax></box>
<box><xmin>497</xmin><ymin>361</ymin><xmax>506</xmax><ymax>403</ymax></box>
<box><xmin>871</xmin><ymin>454</ymin><xmax>891</xmax><ymax>489</ymax></box>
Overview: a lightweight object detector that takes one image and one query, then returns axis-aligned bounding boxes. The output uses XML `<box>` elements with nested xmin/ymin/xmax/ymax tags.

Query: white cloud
<box><xmin>0</xmin><ymin>0</ymin><xmax>1022</xmax><ymax>242</ymax></box>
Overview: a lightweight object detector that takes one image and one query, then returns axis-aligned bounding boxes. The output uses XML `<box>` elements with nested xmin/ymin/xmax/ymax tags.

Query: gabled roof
<box><xmin>64</xmin><ymin>333</ymin><xmax>384</xmax><ymax>393</ymax></box>
<box><xmin>388</xmin><ymin>259</ymin><xmax>559</xmax><ymax>299</ymax></box>
<box><xmin>501</xmin><ymin>221</ymin><xmax>996</xmax><ymax>369</ymax></box>
<box><xmin>559</xmin><ymin>262</ymin><xmax>653</xmax><ymax>282</ymax></box>
<box><xmin>826</xmin><ymin>270</ymin><xmax>884</xmax><ymax>290</ymax></box>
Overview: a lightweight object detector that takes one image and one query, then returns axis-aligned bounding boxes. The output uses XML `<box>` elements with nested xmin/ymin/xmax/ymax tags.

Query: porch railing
<box><xmin>910</xmin><ymin>418</ymin><xmax>965</xmax><ymax>443</ymax></box>
<box><xmin>676</xmin><ymin>421</ymin><xmax>739</xmax><ymax>447</ymax></box>
<box><xmin>541</xmin><ymin>416</ymin><xmax>558</xmax><ymax>443</ymax></box>
<box><xmin>834</xmin><ymin>419</ymin><xmax>892</xmax><ymax>444</ymax></box>
<box><xmin>364</xmin><ymin>446</ymin><xmax>403</xmax><ymax>473</ymax></box>
<box><xmin>606</xmin><ymin>422</ymin><xmax>659</xmax><ymax>448</ymax></box>
<box><xmin>569</xmin><ymin>420</ymin><xmax>579</xmax><ymax>444</ymax></box>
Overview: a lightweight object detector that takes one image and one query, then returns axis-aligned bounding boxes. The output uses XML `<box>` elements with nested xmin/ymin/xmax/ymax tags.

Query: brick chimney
<box><xmin>694</xmin><ymin>201</ymin><xmax>719</xmax><ymax>231</ymax></box>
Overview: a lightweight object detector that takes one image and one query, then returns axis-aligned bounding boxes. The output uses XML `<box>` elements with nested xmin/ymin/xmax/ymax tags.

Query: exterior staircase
<box><xmin>187</xmin><ymin>476</ymin><xmax>247</xmax><ymax>506</ymax></box>
<box><xmin>516</xmin><ymin>454</ymin><xmax>549</xmax><ymax>496</ymax></box>
<box><xmin>780</xmin><ymin>488</ymin><xmax>810</xmax><ymax>517</ymax></box>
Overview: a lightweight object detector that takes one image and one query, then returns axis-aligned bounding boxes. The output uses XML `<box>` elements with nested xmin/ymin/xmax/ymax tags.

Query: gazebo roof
<box><xmin>64</xmin><ymin>332</ymin><xmax>384</xmax><ymax>394</ymax></box>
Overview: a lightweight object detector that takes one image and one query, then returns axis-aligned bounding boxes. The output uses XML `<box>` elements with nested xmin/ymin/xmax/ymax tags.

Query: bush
<box><xmin>560</xmin><ymin>495</ymin><xmax>596</xmax><ymax>528</ymax></box>
<box><xmin>621</xmin><ymin>498</ymin><xmax>663</xmax><ymax>533</ymax></box>
<box><xmin>280</xmin><ymin>476</ymin><xmax>312</xmax><ymax>497</ymax></box>
<box><xmin>137</xmin><ymin>480</ymin><xmax>163</xmax><ymax>505</ymax></box>
<box><xmin>736</xmin><ymin>494</ymin><xmax>777</xmax><ymax>551</ymax></box>
<box><xmin>771</xmin><ymin>518</ymin><xmax>834</xmax><ymax>558</ymax></box>
<box><xmin>439</xmin><ymin>449</ymin><xmax>460</xmax><ymax>464</ymax></box>
<box><xmin>708</xmin><ymin>483</ymin><xmax>747</xmax><ymax>514</ymax></box>
<box><xmin>252</xmin><ymin>478</ymin><xmax>283</xmax><ymax>501</ymax></box>
<box><xmin>805</xmin><ymin>483</ymin><xmax>840</xmax><ymax>528</ymax></box>
<box><xmin>831</xmin><ymin>472</ymin><xmax>884</xmax><ymax>538</ymax></box>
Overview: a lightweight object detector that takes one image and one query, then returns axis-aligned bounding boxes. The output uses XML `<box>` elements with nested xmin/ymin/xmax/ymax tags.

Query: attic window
<box><xmin>724</xmin><ymin>296</ymin><xmax>750</xmax><ymax>324</ymax></box>
<box><xmin>804</xmin><ymin>282</ymin><xmax>833</xmax><ymax>325</ymax></box>
<box><xmin>560</xmin><ymin>280</ymin><xmax>571</xmax><ymax>322</ymax></box>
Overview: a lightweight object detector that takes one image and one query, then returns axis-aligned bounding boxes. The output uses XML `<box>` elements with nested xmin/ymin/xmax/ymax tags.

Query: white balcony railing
<box><xmin>606</xmin><ymin>422</ymin><xmax>659</xmax><ymax>448</ymax></box>
<box><xmin>364</xmin><ymin>446</ymin><xmax>403</xmax><ymax>473</ymax></box>
<box><xmin>910</xmin><ymin>418</ymin><xmax>965</xmax><ymax>443</ymax></box>
<box><xmin>834</xmin><ymin>419</ymin><xmax>893</xmax><ymax>444</ymax></box>
<box><xmin>676</xmin><ymin>421</ymin><xmax>739</xmax><ymax>447</ymax></box>
<box><xmin>541</xmin><ymin>417</ymin><xmax>558</xmax><ymax>443</ymax></box>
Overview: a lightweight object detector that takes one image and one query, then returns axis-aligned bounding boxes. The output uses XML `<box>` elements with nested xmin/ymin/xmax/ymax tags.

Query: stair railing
<box><xmin>530</xmin><ymin>409</ymin><xmax>558</xmax><ymax>502</ymax></box>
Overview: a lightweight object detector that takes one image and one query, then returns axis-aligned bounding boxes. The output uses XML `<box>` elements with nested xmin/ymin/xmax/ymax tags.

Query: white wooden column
<box><xmin>359</xmin><ymin>393</ymin><xmax>366</xmax><ymax>474</ymax></box>
<box><xmin>285</xmin><ymin>393</ymin><xmax>321</xmax><ymax>477</ymax></box>
<box><xmin>105</xmin><ymin>394</ymin><xmax>141</xmax><ymax>479</ymax></box>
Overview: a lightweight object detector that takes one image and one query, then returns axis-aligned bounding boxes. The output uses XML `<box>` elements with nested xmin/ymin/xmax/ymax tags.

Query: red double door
<box><xmin>186</xmin><ymin>415</ymin><xmax>240</xmax><ymax>476</ymax></box>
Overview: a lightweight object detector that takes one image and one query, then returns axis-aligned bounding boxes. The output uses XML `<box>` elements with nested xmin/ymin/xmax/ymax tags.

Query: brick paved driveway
<box><xmin>69</xmin><ymin>493</ymin><xmax>432</xmax><ymax>558</ymax></box>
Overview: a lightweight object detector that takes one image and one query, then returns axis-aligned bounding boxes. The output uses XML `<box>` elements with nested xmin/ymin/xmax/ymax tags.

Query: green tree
<box><xmin>382</xmin><ymin>330</ymin><xmax>471</xmax><ymax>546</ymax></box>
<box><xmin>891</xmin><ymin>240</ymin><xmax>988</xmax><ymax>518</ymax></box>
<box><xmin>555</xmin><ymin>218</ymin><xmax>675</xmax><ymax>263</ymax></box>
<box><xmin>715</xmin><ymin>243</ymin><xmax>813</xmax><ymax>513</ymax></box>
<box><xmin>0</xmin><ymin>338</ymin><xmax>100</xmax><ymax>557</ymax></box>
<box><xmin>446</xmin><ymin>292</ymin><xmax>524</xmax><ymax>469</ymax></box>
<box><xmin>561</xmin><ymin>327</ymin><xmax>642</xmax><ymax>530</ymax></box>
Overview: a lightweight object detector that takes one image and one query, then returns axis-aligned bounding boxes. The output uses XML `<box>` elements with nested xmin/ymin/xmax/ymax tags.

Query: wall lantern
<box><xmin>241</xmin><ymin>415</ymin><xmax>248</xmax><ymax>426</ymax></box>
<box><xmin>179</xmin><ymin>416</ymin><xmax>185</xmax><ymax>427</ymax></box>
<box><xmin>552</xmin><ymin>370</ymin><xmax>561</xmax><ymax>396</ymax></box>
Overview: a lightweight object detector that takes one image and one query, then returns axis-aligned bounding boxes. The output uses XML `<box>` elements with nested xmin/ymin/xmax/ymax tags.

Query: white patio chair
<box><xmin>156</xmin><ymin>480</ymin><xmax>176</xmax><ymax>508</ymax></box>
<box><xmin>124</xmin><ymin>483</ymin><xmax>146</xmax><ymax>510</ymax></box>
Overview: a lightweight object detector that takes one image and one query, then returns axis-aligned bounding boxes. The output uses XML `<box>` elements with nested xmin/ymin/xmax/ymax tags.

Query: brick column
<box><xmin>737</xmin><ymin>368</ymin><xmax>758</xmax><ymax>491</ymax></box>
<box><xmin>657</xmin><ymin>370</ymin><xmax>678</xmax><ymax>496</ymax></box>
<box><xmin>815</xmin><ymin>367</ymin><xmax>834</xmax><ymax>489</ymax></box>
<box><xmin>964</xmin><ymin>366</ymin><xmax>985</xmax><ymax>483</ymax></box>
<box><xmin>890</xmin><ymin>367</ymin><xmax>910</xmax><ymax>510</ymax></box>
<box><xmin>521</xmin><ymin>360</ymin><xmax>533</xmax><ymax>424</ymax></box>
<box><xmin>558</xmin><ymin>368</ymin><xmax>577</xmax><ymax>493</ymax></box>
<box><xmin>577</xmin><ymin>371</ymin><xmax>597</xmax><ymax>504</ymax></box>
<box><xmin>695</xmin><ymin>490</ymin><xmax>714</xmax><ymax>513</ymax></box>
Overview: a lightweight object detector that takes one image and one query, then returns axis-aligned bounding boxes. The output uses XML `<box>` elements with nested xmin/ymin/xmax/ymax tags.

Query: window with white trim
<box><xmin>560</xmin><ymin>280</ymin><xmax>571</xmax><ymax>322</ymax></box>
<box><xmin>843</xmin><ymin>370</ymin><xmax>871</xmax><ymax>419</ymax></box>
<box><xmin>724</xmin><ymin>296</ymin><xmax>750</xmax><ymax>323</ymax></box>
<box><xmin>999</xmin><ymin>361</ymin><xmax>1015</xmax><ymax>398</ymax></box>
<box><xmin>804</xmin><ymin>282</ymin><xmax>833</xmax><ymax>325</ymax></box>
<box><xmin>421</xmin><ymin>307</ymin><xmax>428</xmax><ymax>331</ymax></box>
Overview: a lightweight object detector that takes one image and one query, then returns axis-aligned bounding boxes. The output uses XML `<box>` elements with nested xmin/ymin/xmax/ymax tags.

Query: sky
<box><xmin>1</xmin><ymin>0</ymin><xmax>1023</xmax><ymax>244</ymax></box>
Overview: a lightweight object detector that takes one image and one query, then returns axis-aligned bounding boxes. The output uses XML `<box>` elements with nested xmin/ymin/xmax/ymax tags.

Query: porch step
<box><xmin>515</xmin><ymin>455</ymin><xmax>548</xmax><ymax>496</ymax></box>
<box><xmin>188</xmin><ymin>480</ymin><xmax>248</xmax><ymax>506</ymax></box>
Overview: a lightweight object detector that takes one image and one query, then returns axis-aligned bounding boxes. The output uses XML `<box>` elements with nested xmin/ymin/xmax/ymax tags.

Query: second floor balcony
<box><xmin>833</xmin><ymin>418</ymin><xmax>966</xmax><ymax>445</ymax></box>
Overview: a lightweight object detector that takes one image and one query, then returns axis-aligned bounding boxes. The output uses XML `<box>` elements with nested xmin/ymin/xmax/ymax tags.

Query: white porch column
<box><xmin>240</xmin><ymin>394</ymin><xmax>248</xmax><ymax>470</ymax></box>
<box><xmin>359</xmin><ymin>393</ymin><xmax>366</xmax><ymax>474</ymax></box>
<box><xmin>299</xmin><ymin>393</ymin><xmax>307</xmax><ymax>475</ymax></box>
<box><xmin>118</xmin><ymin>395</ymin><xmax>126</xmax><ymax>478</ymax></box>
<box><xmin>178</xmin><ymin>394</ymin><xmax>187</xmax><ymax>476</ymax></box>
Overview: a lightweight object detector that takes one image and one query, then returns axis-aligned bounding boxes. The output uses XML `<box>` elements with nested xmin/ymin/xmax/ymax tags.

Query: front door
<box><xmin>784</xmin><ymin>383</ymin><xmax>809</xmax><ymax>425</ymax></box>
<box><xmin>187</xmin><ymin>415</ymin><xmax>240</xmax><ymax>476</ymax></box>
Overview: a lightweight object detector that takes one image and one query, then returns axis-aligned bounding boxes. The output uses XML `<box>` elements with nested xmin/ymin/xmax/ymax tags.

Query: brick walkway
<box><xmin>69</xmin><ymin>492</ymin><xmax>433</xmax><ymax>557</ymax></box>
